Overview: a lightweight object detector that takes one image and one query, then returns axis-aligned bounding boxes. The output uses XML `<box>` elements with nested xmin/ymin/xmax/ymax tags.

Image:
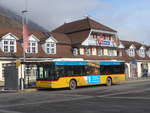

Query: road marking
<box><xmin>102</xmin><ymin>96</ymin><xmax>150</xmax><ymax>100</ymax></box>
<box><xmin>97</xmin><ymin>88</ymin><xmax>150</xmax><ymax>97</ymax></box>
<box><xmin>0</xmin><ymin>109</ymin><xmax>23</xmax><ymax>113</ymax></box>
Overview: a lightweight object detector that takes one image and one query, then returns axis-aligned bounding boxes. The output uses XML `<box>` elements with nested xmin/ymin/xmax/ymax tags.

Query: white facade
<box><xmin>137</xmin><ymin>62</ymin><xmax>142</xmax><ymax>78</ymax></box>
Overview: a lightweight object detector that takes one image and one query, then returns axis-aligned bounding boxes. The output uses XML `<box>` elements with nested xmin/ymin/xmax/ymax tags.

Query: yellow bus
<box><xmin>36</xmin><ymin>61</ymin><xmax>125</xmax><ymax>90</ymax></box>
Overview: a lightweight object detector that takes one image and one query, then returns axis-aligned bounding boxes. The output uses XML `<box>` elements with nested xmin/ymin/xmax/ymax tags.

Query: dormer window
<box><xmin>138</xmin><ymin>46</ymin><xmax>145</xmax><ymax>58</ymax></box>
<box><xmin>2</xmin><ymin>40</ymin><xmax>16</xmax><ymax>53</ymax></box>
<box><xmin>27</xmin><ymin>41</ymin><xmax>38</xmax><ymax>53</ymax></box>
<box><xmin>26</xmin><ymin>35</ymin><xmax>39</xmax><ymax>54</ymax></box>
<box><xmin>1</xmin><ymin>33</ymin><xmax>18</xmax><ymax>53</ymax></box>
<box><xmin>128</xmin><ymin>45</ymin><xmax>136</xmax><ymax>57</ymax></box>
<box><xmin>146</xmin><ymin>49</ymin><xmax>150</xmax><ymax>57</ymax></box>
<box><xmin>44</xmin><ymin>35</ymin><xmax>57</xmax><ymax>55</ymax></box>
<box><xmin>45</xmin><ymin>42</ymin><xmax>56</xmax><ymax>54</ymax></box>
<box><xmin>129</xmin><ymin>49</ymin><xmax>135</xmax><ymax>57</ymax></box>
<box><xmin>139</xmin><ymin>48</ymin><xmax>145</xmax><ymax>57</ymax></box>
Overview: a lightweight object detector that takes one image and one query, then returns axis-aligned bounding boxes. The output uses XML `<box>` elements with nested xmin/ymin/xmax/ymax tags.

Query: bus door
<box><xmin>86</xmin><ymin>62</ymin><xmax>100</xmax><ymax>85</ymax></box>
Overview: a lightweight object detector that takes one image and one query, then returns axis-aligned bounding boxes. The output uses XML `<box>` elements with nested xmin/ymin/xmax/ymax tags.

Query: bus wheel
<box><xmin>69</xmin><ymin>80</ymin><xmax>77</xmax><ymax>90</ymax></box>
<box><xmin>106</xmin><ymin>77</ymin><xmax>112</xmax><ymax>86</ymax></box>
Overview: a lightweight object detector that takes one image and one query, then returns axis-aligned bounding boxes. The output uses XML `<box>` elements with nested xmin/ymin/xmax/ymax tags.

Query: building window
<box><xmin>27</xmin><ymin>41</ymin><xmax>38</xmax><ymax>53</ymax></box>
<box><xmin>103</xmin><ymin>48</ymin><xmax>108</xmax><ymax>56</ymax></box>
<box><xmin>45</xmin><ymin>42</ymin><xmax>56</xmax><ymax>54</ymax></box>
<box><xmin>129</xmin><ymin>49</ymin><xmax>135</xmax><ymax>57</ymax></box>
<box><xmin>139</xmin><ymin>49</ymin><xmax>145</xmax><ymax>57</ymax></box>
<box><xmin>85</xmin><ymin>48</ymin><xmax>91</xmax><ymax>56</ymax></box>
<box><xmin>79</xmin><ymin>48</ymin><xmax>84</xmax><ymax>55</ymax></box>
<box><xmin>2</xmin><ymin>40</ymin><xmax>16</xmax><ymax>53</ymax></box>
<box><xmin>98</xmin><ymin>48</ymin><xmax>103</xmax><ymax>56</ymax></box>
<box><xmin>108</xmin><ymin>49</ymin><xmax>114</xmax><ymax>56</ymax></box>
<box><xmin>147</xmin><ymin>50</ymin><xmax>150</xmax><ymax>57</ymax></box>
<box><xmin>91</xmin><ymin>48</ymin><xmax>97</xmax><ymax>55</ymax></box>
<box><xmin>119</xmin><ymin>51</ymin><xmax>122</xmax><ymax>56</ymax></box>
<box><xmin>73</xmin><ymin>48</ymin><xmax>78</xmax><ymax>56</ymax></box>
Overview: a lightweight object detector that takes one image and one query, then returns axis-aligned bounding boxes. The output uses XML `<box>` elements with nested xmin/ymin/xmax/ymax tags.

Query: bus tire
<box><xmin>106</xmin><ymin>77</ymin><xmax>112</xmax><ymax>86</ymax></box>
<box><xmin>69</xmin><ymin>80</ymin><xmax>77</xmax><ymax>90</ymax></box>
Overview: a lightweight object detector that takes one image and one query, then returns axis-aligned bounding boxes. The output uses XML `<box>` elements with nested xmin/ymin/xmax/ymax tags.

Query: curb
<box><xmin>0</xmin><ymin>88</ymin><xmax>37</xmax><ymax>93</ymax></box>
<box><xmin>17</xmin><ymin>88</ymin><xmax>37</xmax><ymax>93</ymax></box>
<box><xmin>124</xmin><ymin>78</ymin><xmax>150</xmax><ymax>84</ymax></box>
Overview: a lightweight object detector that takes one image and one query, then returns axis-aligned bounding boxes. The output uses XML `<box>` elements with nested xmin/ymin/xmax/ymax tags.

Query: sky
<box><xmin>0</xmin><ymin>0</ymin><xmax>150</xmax><ymax>45</ymax></box>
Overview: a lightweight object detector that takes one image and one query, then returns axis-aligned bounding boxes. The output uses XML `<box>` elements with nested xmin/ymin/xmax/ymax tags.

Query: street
<box><xmin>0</xmin><ymin>80</ymin><xmax>150</xmax><ymax>113</ymax></box>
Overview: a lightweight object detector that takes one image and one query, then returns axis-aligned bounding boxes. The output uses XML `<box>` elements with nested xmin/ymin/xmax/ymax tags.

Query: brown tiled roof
<box><xmin>0</xmin><ymin>26</ymin><xmax>72</xmax><ymax>44</ymax></box>
<box><xmin>52</xmin><ymin>17</ymin><xmax>117</xmax><ymax>45</ymax></box>
<box><xmin>0</xmin><ymin>26</ymin><xmax>48</xmax><ymax>41</ymax></box>
<box><xmin>0</xmin><ymin>26</ymin><xmax>74</xmax><ymax>59</ymax></box>
<box><xmin>145</xmin><ymin>45</ymin><xmax>150</xmax><ymax>50</ymax></box>
<box><xmin>67</xmin><ymin>30</ymin><xmax>90</xmax><ymax>45</ymax></box>
<box><xmin>120</xmin><ymin>40</ymin><xmax>143</xmax><ymax>49</ymax></box>
<box><xmin>52</xmin><ymin>17</ymin><xmax>117</xmax><ymax>34</ymax></box>
<box><xmin>87</xmin><ymin>18</ymin><xmax>117</xmax><ymax>32</ymax></box>
<box><xmin>72</xmin><ymin>55</ymin><xmax>130</xmax><ymax>62</ymax></box>
<box><xmin>51</xmin><ymin>32</ymin><xmax>71</xmax><ymax>44</ymax></box>
<box><xmin>134</xmin><ymin>54</ymin><xmax>150</xmax><ymax>61</ymax></box>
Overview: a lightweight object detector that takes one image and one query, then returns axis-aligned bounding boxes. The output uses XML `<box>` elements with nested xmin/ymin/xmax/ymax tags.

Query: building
<box><xmin>0</xmin><ymin>17</ymin><xmax>149</xmax><ymax>85</ymax></box>
<box><xmin>119</xmin><ymin>40</ymin><xmax>150</xmax><ymax>79</ymax></box>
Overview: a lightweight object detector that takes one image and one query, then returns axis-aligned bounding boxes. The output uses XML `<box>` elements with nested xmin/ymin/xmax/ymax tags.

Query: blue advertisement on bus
<box><xmin>87</xmin><ymin>75</ymin><xmax>100</xmax><ymax>84</ymax></box>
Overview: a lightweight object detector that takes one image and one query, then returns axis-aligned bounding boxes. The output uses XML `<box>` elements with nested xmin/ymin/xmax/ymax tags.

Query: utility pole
<box><xmin>20</xmin><ymin>0</ymin><xmax>28</xmax><ymax>90</ymax></box>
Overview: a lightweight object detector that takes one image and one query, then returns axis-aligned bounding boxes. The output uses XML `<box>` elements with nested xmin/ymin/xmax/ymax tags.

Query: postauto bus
<box><xmin>36</xmin><ymin>61</ymin><xmax>125</xmax><ymax>89</ymax></box>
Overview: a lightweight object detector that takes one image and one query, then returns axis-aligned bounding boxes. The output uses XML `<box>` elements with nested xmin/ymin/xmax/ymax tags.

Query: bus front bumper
<box><xmin>36</xmin><ymin>81</ymin><xmax>55</xmax><ymax>88</ymax></box>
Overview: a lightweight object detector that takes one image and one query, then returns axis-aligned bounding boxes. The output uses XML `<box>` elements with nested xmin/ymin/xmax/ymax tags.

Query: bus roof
<box><xmin>99</xmin><ymin>61</ymin><xmax>124</xmax><ymax>66</ymax></box>
<box><xmin>54</xmin><ymin>61</ymin><xmax>88</xmax><ymax>66</ymax></box>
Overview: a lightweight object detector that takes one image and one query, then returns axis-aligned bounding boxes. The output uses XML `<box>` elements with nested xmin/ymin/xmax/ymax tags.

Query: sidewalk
<box><xmin>0</xmin><ymin>87</ymin><xmax>37</xmax><ymax>93</ymax></box>
<box><xmin>1</xmin><ymin>77</ymin><xmax>150</xmax><ymax>93</ymax></box>
<box><xmin>0</xmin><ymin>80</ymin><xmax>37</xmax><ymax>93</ymax></box>
<box><xmin>124</xmin><ymin>76</ymin><xmax>150</xmax><ymax>83</ymax></box>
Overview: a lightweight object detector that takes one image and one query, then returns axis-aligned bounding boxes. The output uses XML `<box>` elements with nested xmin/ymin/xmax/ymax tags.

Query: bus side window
<box><xmin>56</xmin><ymin>66</ymin><xmax>64</xmax><ymax>77</ymax></box>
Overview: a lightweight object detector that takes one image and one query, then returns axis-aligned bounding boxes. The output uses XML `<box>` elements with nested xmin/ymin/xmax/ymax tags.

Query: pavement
<box><xmin>0</xmin><ymin>79</ymin><xmax>150</xmax><ymax>113</ymax></box>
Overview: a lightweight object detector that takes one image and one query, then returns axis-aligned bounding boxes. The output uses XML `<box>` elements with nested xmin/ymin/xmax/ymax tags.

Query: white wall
<box><xmin>148</xmin><ymin>63</ymin><xmax>150</xmax><ymax>76</ymax></box>
<box><xmin>125</xmin><ymin>63</ymin><xmax>131</xmax><ymax>78</ymax></box>
<box><xmin>137</xmin><ymin>62</ymin><xmax>142</xmax><ymax>78</ymax></box>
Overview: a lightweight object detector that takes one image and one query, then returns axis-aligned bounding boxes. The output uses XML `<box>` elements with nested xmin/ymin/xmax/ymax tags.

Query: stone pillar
<box><xmin>148</xmin><ymin>62</ymin><xmax>150</xmax><ymax>76</ymax></box>
<box><xmin>18</xmin><ymin>64</ymin><xmax>24</xmax><ymax>79</ymax></box>
<box><xmin>18</xmin><ymin>64</ymin><xmax>26</xmax><ymax>90</ymax></box>
<box><xmin>137</xmin><ymin>62</ymin><xmax>142</xmax><ymax>78</ymax></box>
<box><xmin>125</xmin><ymin>63</ymin><xmax>131</xmax><ymax>78</ymax></box>
<box><xmin>0</xmin><ymin>63</ymin><xmax>3</xmax><ymax>81</ymax></box>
